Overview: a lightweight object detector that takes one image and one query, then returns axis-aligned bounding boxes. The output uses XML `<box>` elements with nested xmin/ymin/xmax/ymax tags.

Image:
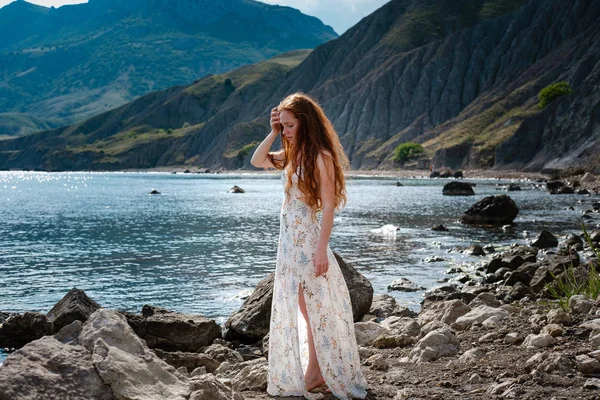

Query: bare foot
<box><xmin>305</xmin><ymin>375</ymin><xmax>326</xmax><ymax>392</ymax></box>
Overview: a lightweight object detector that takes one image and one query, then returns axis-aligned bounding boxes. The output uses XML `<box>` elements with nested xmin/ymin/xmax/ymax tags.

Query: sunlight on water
<box><xmin>0</xmin><ymin>171</ymin><xmax>597</xmax><ymax>324</ymax></box>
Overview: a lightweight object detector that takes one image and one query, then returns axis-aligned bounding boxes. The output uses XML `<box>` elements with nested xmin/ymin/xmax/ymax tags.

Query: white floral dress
<box><xmin>267</xmin><ymin>169</ymin><xmax>368</xmax><ymax>400</ymax></box>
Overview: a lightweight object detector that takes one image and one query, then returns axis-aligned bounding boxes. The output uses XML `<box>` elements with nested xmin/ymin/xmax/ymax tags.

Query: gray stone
<box><xmin>203</xmin><ymin>344</ymin><xmax>244</xmax><ymax>364</ymax></box>
<box><xmin>232</xmin><ymin>358</ymin><xmax>268</xmax><ymax>391</ymax></box>
<box><xmin>369</xmin><ymin>294</ymin><xmax>417</xmax><ymax>319</ymax></box>
<box><xmin>380</xmin><ymin>316</ymin><xmax>421</xmax><ymax>337</ymax></box>
<box><xmin>409</xmin><ymin>329</ymin><xmax>459</xmax><ymax>363</ymax></box>
<box><xmin>577</xmin><ymin>354</ymin><xmax>600</xmax><ymax>375</ymax></box>
<box><xmin>0</xmin><ymin>336</ymin><xmax>115</xmax><ymax>400</ymax></box>
<box><xmin>542</xmin><ymin>323</ymin><xmax>564</xmax><ymax>337</ymax></box>
<box><xmin>78</xmin><ymin>309</ymin><xmax>191</xmax><ymax>400</ymax></box>
<box><xmin>504</xmin><ymin>332</ymin><xmax>524</xmax><ymax>344</ymax></box>
<box><xmin>469</xmin><ymin>292</ymin><xmax>501</xmax><ymax>308</ymax></box>
<box><xmin>531</xmin><ymin>230</ymin><xmax>559</xmax><ymax>249</ymax></box>
<box><xmin>388</xmin><ymin>277</ymin><xmax>425</xmax><ymax>292</ymax></box>
<box><xmin>547</xmin><ymin>309</ymin><xmax>572</xmax><ymax>325</ymax></box>
<box><xmin>459</xmin><ymin>348</ymin><xmax>484</xmax><ymax>363</ymax></box>
<box><xmin>460</xmin><ymin>195</ymin><xmax>519</xmax><ymax>226</ymax></box>
<box><xmin>522</xmin><ymin>333</ymin><xmax>556</xmax><ymax>349</ymax></box>
<box><xmin>125</xmin><ymin>305</ymin><xmax>221</xmax><ymax>352</ymax></box>
<box><xmin>452</xmin><ymin>306</ymin><xmax>509</xmax><ymax>331</ymax></box>
<box><xmin>354</xmin><ymin>322</ymin><xmax>390</xmax><ymax>346</ymax></box>
<box><xmin>417</xmin><ymin>300</ymin><xmax>471</xmax><ymax>326</ymax></box>
<box><xmin>569</xmin><ymin>295</ymin><xmax>594</xmax><ymax>314</ymax></box>
<box><xmin>584</xmin><ymin>378</ymin><xmax>600</xmax><ymax>389</ymax></box>
<box><xmin>364</xmin><ymin>353</ymin><xmax>390</xmax><ymax>371</ymax></box>
<box><xmin>154</xmin><ymin>349</ymin><xmax>221</xmax><ymax>373</ymax></box>
<box><xmin>47</xmin><ymin>288</ymin><xmax>101</xmax><ymax>331</ymax></box>
<box><xmin>442</xmin><ymin>181</ymin><xmax>475</xmax><ymax>196</ymax></box>
<box><xmin>190</xmin><ymin>373</ymin><xmax>244</xmax><ymax>400</ymax></box>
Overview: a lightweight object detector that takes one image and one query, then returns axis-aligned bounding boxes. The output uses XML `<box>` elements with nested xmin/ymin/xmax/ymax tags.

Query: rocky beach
<box><xmin>1</xmin><ymin>172</ymin><xmax>600</xmax><ymax>400</ymax></box>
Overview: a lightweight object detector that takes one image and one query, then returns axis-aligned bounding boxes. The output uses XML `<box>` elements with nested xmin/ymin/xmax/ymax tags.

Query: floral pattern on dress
<box><xmin>267</xmin><ymin>170</ymin><xmax>368</xmax><ymax>400</ymax></box>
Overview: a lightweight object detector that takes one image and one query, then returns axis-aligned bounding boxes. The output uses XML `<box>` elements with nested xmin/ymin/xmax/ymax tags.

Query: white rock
<box><xmin>364</xmin><ymin>354</ymin><xmax>389</xmax><ymax>371</ymax></box>
<box><xmin>589</xmin><ymin>350</ymin><xmax>600</xmax><ymax>362</ymax></box>
<box><xmin>232</xmin><ymin>358</ymin><xmax>268</xmax><ymax>392</ymax></box>
<box><xmin>584</xmin><ymin>378</ymin><xmax>600</xmax><ymax>389</ymax></box>
<box><xmin>409</xmin><ymin>329</ymin><xmax>459</xmax><ymax>363</ymax></box>
<box><xmin>546</xmin><ymin>309</ymin><xmax>572</xmax><ymax>325</ymax></box>
<box><xmin>469</xmin><ymin>373</ymin><xmax>483</xmax><ymax>384</ymax></box>
<box><xmin>569</xmin><ymin>295</ymin><xmax>594</xmax><ymax>314</ymax></box>
<box><xmin>190</xmin><ymin>374</ymin><xmax>244</xmax><ymax>400</ymax></box>
<box><xmin>504</xmin><ymin>333</ymin><xmax>523</xmax><ymax>344</ymax></box>
<box><xmin>417</xmin><ymin>300</ymin><xmax>471</xmax><ymax>326</ymax></box>
<box><xmin>190</xmin><ymin>367</ymin><xmax>207</xmax><ymax>377</ymax></box>
<box><xmin>526</xmin><ymin>352</ymin><xmax>549</xmax><ymax>366</ymax></box>
<box><xmin>453</xmin><ymin>306</ymin><xmax>509</xmax><ymax>331</ymax></box>
<box><xmin>0</xmin><ymin>336</ymin><xmax>114</xmax><ymax>399</ymax></box>
<box><xmin>487</xmin><ymin>380</ymin><xmax>514</xmax><ymax>394</ymax></box>
<box><xmin>459</xmin><ymin>348</ymin><xmax>484</xmax><ymax>363</ymax></box>
<box><xmin>522</xmin><ymin>333</ymin><xmax>556</xmax><ymax>349</ymax></box>
<box><xmin>482</xmin><ymin>315</ymin><xmax>502</xmax><ymax>328</ymax></box>
<box><xmin>380</xmin><ymin>316</ymin><xmax>421</xmax><ymax>337</ymax></box>
<box><xmin>354</xmin><ymin>322</ymin><xmax>391</xmax><ymax>346</ymax></box>
<box><xmin>542</xmin><ymin>324</ymin><xmax>563</xmax><ymax>337</ymax></box>
<box><xmin>79</xmin><ymin>309</ymin><xmax>191</xmax><ymax>400</ymax></box>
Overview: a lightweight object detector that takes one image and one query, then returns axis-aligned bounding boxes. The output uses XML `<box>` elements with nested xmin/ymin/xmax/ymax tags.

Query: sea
<box><xmin>0</xmin><ymin>171</ymin><xmax>597</xmax><ymax>363</ymax></box>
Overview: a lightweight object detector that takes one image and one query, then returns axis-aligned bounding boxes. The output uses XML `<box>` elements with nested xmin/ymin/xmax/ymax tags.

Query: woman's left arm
<box><xmin>314</xmin><ymin>151</ymin><xmax>335</xmax><ymax>277</ymax></box>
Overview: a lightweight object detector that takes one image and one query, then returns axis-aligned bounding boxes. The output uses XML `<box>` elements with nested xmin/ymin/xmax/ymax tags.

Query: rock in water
<box><xmin>224</xmin><ymin>253</ymin><xmax>372</xmax><ymax>342</ymax></box>
<box><xmin>228</xmin><ymin>185</ymin><xmax>245</xmax><ymax>193</ymax></box>
<box><xmin>442</xmin><ymin>181</ymin><xmax>475</xmax><ymax>196</ymax></box>
<box><xmin>530</xmin><ymin>230</ymin><xmax>558</xmax><ymax>249</ymax></box>
<box><xmin>387</xmin><ymin>278</ymin><xmax>425</xmax><ymax>292</ymax></box>
<box><xmin>0</xmin><ymin>312</ymin><xmax>54</xmax><ymax>349</ymax></box>
<box><xmin>47</xmin><ymin>288</ymin><xmax>101</xmax><ymax>331</ymax></box>
<box><xmin>149</xmin><ymin>189</ymin><xmax>161</xmax><ymax>195</ymax></box>
<box><xmin>460</xmin><ymin>195</ymin><xmax>519</xmax><ymax>225</ymax></box>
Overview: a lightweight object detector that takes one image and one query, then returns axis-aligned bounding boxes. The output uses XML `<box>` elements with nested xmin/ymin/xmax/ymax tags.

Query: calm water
<box><xmin>0</xmin><ymin>171</ymin><xmax>597</xmax><ymax>362</ymax></box>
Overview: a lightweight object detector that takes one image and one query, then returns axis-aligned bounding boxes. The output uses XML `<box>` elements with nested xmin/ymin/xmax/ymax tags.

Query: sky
<box><xmin>0</xmin><ymin>0</ymin><xmax>390</xmax><ymax>34</ymax></box>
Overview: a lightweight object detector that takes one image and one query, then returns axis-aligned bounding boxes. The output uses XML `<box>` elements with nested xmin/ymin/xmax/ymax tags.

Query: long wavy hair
<box><xmin>268</xmin><ymin>92</ymin><xmax>349</xmax><ymax>210</ymax></box>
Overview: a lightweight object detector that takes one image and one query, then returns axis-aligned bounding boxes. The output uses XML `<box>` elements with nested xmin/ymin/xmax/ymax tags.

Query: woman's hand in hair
<box><xmin>270</xmin><ymin>107</ymin><xmax>282</xmax><ymax>135</ymax></box>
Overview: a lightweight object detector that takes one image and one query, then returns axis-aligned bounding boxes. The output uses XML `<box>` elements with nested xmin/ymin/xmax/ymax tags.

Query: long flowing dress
<box><xmin>267</xmin><ymin>169</ymin><xmax>368</xmax><ymax>400</ymax></box>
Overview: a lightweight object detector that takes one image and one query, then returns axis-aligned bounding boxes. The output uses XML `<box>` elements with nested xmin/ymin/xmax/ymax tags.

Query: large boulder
<box><xmin>47</xmin><ymin>288</ymin><xmax>101</xmax><ymax>331</ymax></box>
<box><xmin>460</xmin><ymin>195</ymin><xmax>519</xmax><ymax>226</ymax></box>
<box><xmin>78</xmin><ymin>309</ymin><xmax>191</xmax><ymax>400</ymax></box>
<box><xmin>224</xmin><ymin>252</ymin><xmax>373</xmax><ymax>342</ymax></box>
<box><xmin>124</xmin><ymin>305</ymin><xmax>221</xmax><ymax>352</ymax></box>
<box><xmin>0</xmin><ymin>336</ymin><xmax>115</xmax><ymax>400</ymax></box>
<box><xmin>442</xmin><ymin>181</ymin><xmax>475</xmax><ymax>196</ymax></box>
<box><xmin>0</xmin><ymin>312</ymin><xmax>54</xmax><ymax>348</ymax></box>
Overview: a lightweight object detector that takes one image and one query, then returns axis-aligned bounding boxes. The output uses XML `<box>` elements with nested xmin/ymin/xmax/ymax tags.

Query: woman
<box><xmin>251</xmin><ymin>93</ymin><xmax>368</xmax><ymax>400</ymax></box>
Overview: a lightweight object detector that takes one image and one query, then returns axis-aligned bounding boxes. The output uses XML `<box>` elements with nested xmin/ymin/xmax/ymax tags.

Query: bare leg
<box><xmin>298</xmin><ymin>284</ymin><xmax>325</xmax><ymax>391</ymax></box>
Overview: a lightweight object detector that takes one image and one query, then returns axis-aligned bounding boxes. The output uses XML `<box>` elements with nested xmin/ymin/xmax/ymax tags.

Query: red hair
<box><xmin>269</xmin><ymin>93</ymin><xmax>349</xmax><ymax>210</ymax></box>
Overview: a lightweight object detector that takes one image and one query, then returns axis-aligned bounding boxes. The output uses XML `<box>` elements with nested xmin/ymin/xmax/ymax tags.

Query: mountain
<box><xmin>0</xmin><ymin>0</ymin><xmax>337</xmax><ymax>127</ymax></box>
<box><xmin>0</xmin><ymin>113</ymin><xmax>59</xmax><ymax>139</ymax></box>
<box><xmin>1</xmin><ymin>0</ymin><xmax>599</xmax><ymax>173</ymax></box>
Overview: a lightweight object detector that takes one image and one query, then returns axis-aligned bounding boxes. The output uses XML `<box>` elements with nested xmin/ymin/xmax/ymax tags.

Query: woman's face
<box><xmin>279</xmin><ymin>110</ymin><xmax>299</xmax><ymax>145</ymax></box>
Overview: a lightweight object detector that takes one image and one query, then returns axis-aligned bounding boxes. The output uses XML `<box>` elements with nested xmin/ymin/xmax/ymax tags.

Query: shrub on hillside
<box><xmin>538</xmin><ymin>82</ymin><xmax>572</xmax><ymax>108</ymax></box>
<box><xmin>393</xmin><ymin>142</ymin><xmax>424</xmax><ymax>163</ymax></box>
